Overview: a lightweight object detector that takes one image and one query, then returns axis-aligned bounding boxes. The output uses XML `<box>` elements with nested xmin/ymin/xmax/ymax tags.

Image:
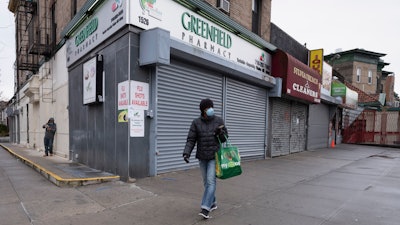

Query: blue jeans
<box><xmin>199</xmin><ymin>159</ymin><xmax>216</xmax><ymax>211</ymax></box>
<box><xmin>44</xmin><ymin>137</ymin><xmax>54</xmax><ymax>155</ymax></box>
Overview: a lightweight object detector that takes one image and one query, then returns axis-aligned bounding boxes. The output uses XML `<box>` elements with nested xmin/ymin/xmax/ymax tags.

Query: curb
<box><xmin>0</xmin><ymin>144</ymin><xmax>120</xmax><ymax>187</ymax></box>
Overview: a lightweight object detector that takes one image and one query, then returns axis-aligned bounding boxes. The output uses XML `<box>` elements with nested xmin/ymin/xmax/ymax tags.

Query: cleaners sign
<box><xmin>272</xmin><ymin>49</ymin><xmax>321</xmax><ymax>103</ymax></box>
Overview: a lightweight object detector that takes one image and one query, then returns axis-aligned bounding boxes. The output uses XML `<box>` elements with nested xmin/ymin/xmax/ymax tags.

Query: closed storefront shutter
<box><xmin>289</xmin><ymin>102</ymin><xmax>307</xmax><ymax>153</ymax></box>
<box><xmin>270</xmin><ymin>99</ymin><xmax>308</xmax><ymax>156</ymax></box>
<box><xmin>307</xmin><ymin>104</ymin><xmax>329</xmax><ymax>149</ymax></box>
<box><xmin>271</xmin><ymin>98</ymin><xmax>291</xmax><ymax>156</ymax></box>
<box><xmin>226</xmin><ymin>78</ymin><xmax>267</xmax><ymax>160</ymax></box>
<box><xmin>156</xmin><ymin>62</ymin><xmax>223</xmax><ymax>174</ymax></box>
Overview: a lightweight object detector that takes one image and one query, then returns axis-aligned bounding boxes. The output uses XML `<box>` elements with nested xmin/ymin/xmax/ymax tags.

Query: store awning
<box><xmin>271</xmin><ymin>49</ymin><xmax>321</xmax><ymax>103</ymax></box>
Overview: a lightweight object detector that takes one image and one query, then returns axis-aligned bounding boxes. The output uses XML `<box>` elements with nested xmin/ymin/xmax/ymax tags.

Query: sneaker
<box><xmin>210</xmin><ymin>204</ymin><xmax>218</xmax><ymax>212</ymax></box>
<box><xmin>43</xmin><ymin>155</ymin><xmax>48</xmax><ymax>157</ymax></box>
<box><xmin>198</xmin><ymin>209</ymin><xmax>210</xmax><ymax>219</ymax></box>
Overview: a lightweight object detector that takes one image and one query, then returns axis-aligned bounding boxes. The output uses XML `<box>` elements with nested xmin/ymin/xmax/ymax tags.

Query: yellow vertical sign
<box><xmin>309</xmin><ymin>49</ymin><xmax>324</xmax><ymax>75</ymax></box>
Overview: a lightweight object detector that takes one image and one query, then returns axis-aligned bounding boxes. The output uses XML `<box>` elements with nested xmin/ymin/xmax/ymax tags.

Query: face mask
<box><xmin>206</xmin><ymin>108</ymin><xmax>214</xmax><ymax>117</ymax></box>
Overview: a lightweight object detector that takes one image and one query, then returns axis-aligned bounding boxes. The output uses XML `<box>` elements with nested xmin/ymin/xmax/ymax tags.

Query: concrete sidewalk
<box><xmin>0</xmin><ymin>142</ymin><xmax>119</xmax><ymax>187</ymax></box>
<box><xmin>134</xmin><ymin>144</ymin><xmax>400</xmax><ymax>225</ymax></box>
<box><xmin>1</xmin><ymin>141</ymin><xmax>400</xmax><ymax>224</ymax></box>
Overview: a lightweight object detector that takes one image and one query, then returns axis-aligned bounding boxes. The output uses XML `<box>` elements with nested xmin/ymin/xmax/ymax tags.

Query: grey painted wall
<box><xmin>128</xmin><ymin>32</ymin><xmax>150</xmax><ymax>178</ymax></box>
<box><xmin>69</xmin><ymin>29</ymin><xmax>150</xmax><ymax>180</ymax></box>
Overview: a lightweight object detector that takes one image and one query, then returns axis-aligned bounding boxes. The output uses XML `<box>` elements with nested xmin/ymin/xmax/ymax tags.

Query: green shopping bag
<box><xmin>215</xmin><ymin>137</ymin><xmax>242</xmax><ymax>179</ymax></box>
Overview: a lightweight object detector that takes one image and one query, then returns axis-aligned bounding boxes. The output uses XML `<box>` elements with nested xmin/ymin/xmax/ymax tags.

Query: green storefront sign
<box><xmin>75</xmin><ymin>18</ymin><xmax>98</xmax><ymax>47</ymax></box>
<box><xmin>331</xmin><ymin>81</ymin><xmax>346</xmax><ymax>96</ymax></box>
<box><xmin>181</xmin><ymin>12</ymin><xmax>232</xmax><ymax>49</ymax></box>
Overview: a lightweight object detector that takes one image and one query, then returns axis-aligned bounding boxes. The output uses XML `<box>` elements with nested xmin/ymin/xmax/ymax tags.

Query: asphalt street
<box><xmin>1</xmin><ymin>143</ymin><xmax>400</xmax><ymax>225</ymax></box>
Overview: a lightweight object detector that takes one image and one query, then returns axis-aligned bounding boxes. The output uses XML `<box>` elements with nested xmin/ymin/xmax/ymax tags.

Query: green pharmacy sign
<box><xmin>75</xmin><ymin>18</ymin><xmax>98</xmax><ymax>47</ymax></box>
<box><xmin>181</xmin><ymin>12</ymin><xmax>232</xmax><ymax>49</ymax></box>
<box><xmin>331</xmin><ymin>81</ymin><xmax>346</xmax><ymax>96</ymax></box>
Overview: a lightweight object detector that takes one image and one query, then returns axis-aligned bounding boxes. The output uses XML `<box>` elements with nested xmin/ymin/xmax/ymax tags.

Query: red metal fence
<box><xmin>342</xmin><ymin>109</ymin><xmax>400</xmax><ymax>146</ymax></box>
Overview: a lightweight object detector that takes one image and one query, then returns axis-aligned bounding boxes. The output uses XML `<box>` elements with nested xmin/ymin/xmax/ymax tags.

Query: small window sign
<box><xmin>83</xmin><ymin>54</ymin><xmax>104</xmax><ymax>105</ymax></box>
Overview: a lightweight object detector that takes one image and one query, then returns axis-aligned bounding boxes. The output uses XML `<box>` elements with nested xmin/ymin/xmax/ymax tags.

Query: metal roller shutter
<box><xmin>156</xmin><ymin>63</ymin><xmax>223</xmax><ymax>174</ymax></box>
<box><xmin>271</xmin><ymin>98</ymin><xmax>291</xmax><ymax>157</ymax></box>
<box><xmin>289</xmin><ymin>102</ymin><xmax>307</xmax><ymax>153</ymax></box>
<box><xmin>225</xmin><ymin>78</ymin><xmax>267</xmax><ymax>160</ymax></box>
<box><xmin>307</xmin><ymin>104</ymin><xmax>329</xmax><ymax>149</ymax></box>
<box><xmin>270</xmin><ymin>99</ymin><xmax>308</xmax><ymax>156</ymax></box>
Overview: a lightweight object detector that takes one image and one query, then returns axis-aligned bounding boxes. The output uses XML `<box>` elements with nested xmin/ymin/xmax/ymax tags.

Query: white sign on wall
<box><xmin>322</xmin><ymin>61</ymin><xmax>332</xmax><ymax>96</ymax></box>
<box><xmin>128</xmin><ymin>0</ymin><xmax>271</xmax><ymax>77</ymax></box>
<box><xmin>67</xmin><ymin>0</ymin><xmax>272</xmax><ymax>78</ymax></box>
<box><xmin>118</xmin><ymin>80</ymin><xmax>149</xmax><ymax>110</ymax></box>
<box><xmin>66</xmin><ymin>0</ymin><xmax>126</xmax><ymax>66</ymax></box>
<box><xmin>118</xmin><ymin>80</ymin><xmax>130</xmax><ymax>110</ymax></box>
<box><xmin>130</xmin><ymin>81</ymin><xmax>149</xmax><ymax>110</ymax></box>
<box><xmin>83</xmin><ymin>57</ymin><xmax>97</xmax><ymax>104</ymax></box>
<box><xmin>345</xmin><ymin>88</ymin><xmax>358</xmax><ymax>109</ymax></box>
<box><xmin>130</xmin><ymin>108</ymin><xmax>145</xmax><ymax>137</ymax></box>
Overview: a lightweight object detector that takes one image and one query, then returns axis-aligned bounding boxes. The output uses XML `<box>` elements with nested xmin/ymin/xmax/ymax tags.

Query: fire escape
<box><xmin>13</xmin><ymin>0</ymin><xmax>55</xmax><ymax>102</ymax></box>
<box><xmin>15</xmin><ymin>1</ymin><xmax>37</xmax><ymax>76</ymax></box>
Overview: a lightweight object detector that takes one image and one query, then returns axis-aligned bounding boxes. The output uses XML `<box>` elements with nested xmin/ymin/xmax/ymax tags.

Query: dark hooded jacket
<box><xmin>43</xmin><ymin>119</ymin><xmax>57</xmax><ymax>139</ymax></box>
<box><xmin>183</xmin><ymin>115</ymin><xmax>228</xmax><ymax>160</ymax></box>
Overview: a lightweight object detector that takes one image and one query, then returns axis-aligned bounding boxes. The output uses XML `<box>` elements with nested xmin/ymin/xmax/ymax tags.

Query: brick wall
<box><xmin>205</xmin><ymin>0</ymin><xmax>271</xmax><ymax>42</ymax></box>
<box><xmin>230</xmin><ymin>0</ymin><xmax>252</xmax><ymax>31</ymax></box>
<box><xmin>352</xmin><ymin>61</ymin><xmax>377</xmax><ymax>94</ymax></box>
<box><xmin>55</xmin><ymin>0</ymin><xmax>72</xmax><ymax>43</ymax></box>
<box><xmin>334</xmin><ymin>61</ymin><xmax>354</xmax><ymax>83</ymax></box>
<box><xmin>260</xmin><ymin>0</ymin><xmax>271</xmax><ymax>41</ymax></box>
<box><xmin>385</xmin><ymin>75</ymin><xmax>395</xmax><ymax>104</ymax></box>
<box><xmin>54</xmin><ymin>0</ymin><xmax>86</xmax><ymax>43</ymax></box>
<box><xmin>205</xmin><ymin>0</ymin><xmax>218</xmax><ymax>7</ymax></box>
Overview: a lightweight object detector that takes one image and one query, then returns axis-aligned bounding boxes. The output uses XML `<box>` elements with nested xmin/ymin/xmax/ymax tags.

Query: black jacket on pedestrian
<box><xmin>43</xmin><ymin>122</ymin><xmax>57</xmax><ymax>139</ymax></box>
<box><xmin>183</xmin><ymin>115</ymin><xmax>228</xmax><ymax>160</ymax></box>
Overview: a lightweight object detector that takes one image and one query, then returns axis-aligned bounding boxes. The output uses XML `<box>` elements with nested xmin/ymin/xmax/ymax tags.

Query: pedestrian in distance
<box><xmin>183</xmin><ymin>98</ymin><xmax>228</xmax><ymax>219</ymax></box>
<box><xmin>42</xmin><ymin>117</ymin><xmax>57</xmax><ymax>157</ymax></box>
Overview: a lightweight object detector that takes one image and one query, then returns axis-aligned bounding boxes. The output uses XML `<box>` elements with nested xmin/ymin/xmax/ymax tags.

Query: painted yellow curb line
<box><xmin>0</xmin><ymin>143</ymin><xmax>120</xmax><ymax>186</ymax></box>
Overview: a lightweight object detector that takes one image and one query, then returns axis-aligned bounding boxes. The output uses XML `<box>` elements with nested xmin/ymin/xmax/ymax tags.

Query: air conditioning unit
<box><xmin>217</xmin><ymin>0</ymin><xmax>230</xmax><ymax>13</ymax></box>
